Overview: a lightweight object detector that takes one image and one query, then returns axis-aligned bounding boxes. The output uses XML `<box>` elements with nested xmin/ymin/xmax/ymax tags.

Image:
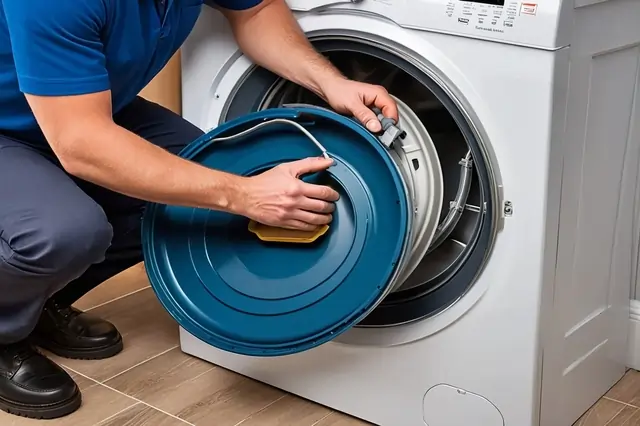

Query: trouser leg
<box><xmin>0</xmin><ymin>97</ymin><xmax>203</xmax><ymax>343</ymax></box>
<box><xmin>0</xmin><ymin>142</ymin><xmax>92</xmax><ymax>420</ymax></box>
<box><xmin>52</xmin><ymin>97</ymin><xmax>204</xmax><ymax>306</ymax></box>
<box><xmin>0</xmin><ymin>141</ymin><xmax>113</xmax><ymax>344</ymax></box>
<box><xmin>0</xmin><ymin>98</ymin><xmax>204</xmax><ymax>420</ymax></box>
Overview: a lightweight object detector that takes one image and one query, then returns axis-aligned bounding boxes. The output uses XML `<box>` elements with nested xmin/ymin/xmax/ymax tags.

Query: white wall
<box><xmin>627</xmin><ymin>141</ymin><xmax>640</xmax><ymax>369</ymax></box>
<box><xmin>633</xmin><ymin>158</ymin><xmax>640</xmax><ymax>299</ymax></box>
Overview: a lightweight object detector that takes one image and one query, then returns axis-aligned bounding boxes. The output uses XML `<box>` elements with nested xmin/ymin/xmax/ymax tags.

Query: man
<box><xmin>0</xmin><ymin>0</ymin><xmax>398</xmax><ymax>420</ymax></box>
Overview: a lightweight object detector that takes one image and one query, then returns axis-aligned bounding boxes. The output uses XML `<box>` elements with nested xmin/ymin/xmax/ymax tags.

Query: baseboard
<box><xmin>628</xmin><ymin>300</ymin><xmax>640</xmax><ymax>370</ymax></box>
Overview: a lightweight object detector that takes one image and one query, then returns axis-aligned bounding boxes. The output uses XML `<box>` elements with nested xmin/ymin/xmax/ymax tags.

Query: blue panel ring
<box><xmin>142</xmin><ymin>107</ymin><xmax>411</xmax><ymax>356</ymax></box>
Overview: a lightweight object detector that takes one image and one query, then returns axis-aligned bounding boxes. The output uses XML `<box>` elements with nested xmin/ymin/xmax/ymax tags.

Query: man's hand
<box><xmin>26</xmin><ymin>91</ymin><xmax>338</xmax><ymax>231</ymax></box>
<box><xmin>238</xmin><ymin>157</ymin><xmax>339</xmax><ymax>231</ymax></box>
<box><xmin>320</xmin><ymin>78</ymin><xmax>399</xmax><ymax>133</ymax></box>
<box><xmin>220</xmin><ymin>0</ymin><xmax>399</xmax><ymax>133</ymax></box>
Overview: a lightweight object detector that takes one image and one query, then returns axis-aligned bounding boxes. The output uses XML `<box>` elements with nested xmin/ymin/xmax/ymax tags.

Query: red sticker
<box><xmin>520</xmin><ymin>2</ymin><xmax>538</xmax><ymax>15</ymax></box>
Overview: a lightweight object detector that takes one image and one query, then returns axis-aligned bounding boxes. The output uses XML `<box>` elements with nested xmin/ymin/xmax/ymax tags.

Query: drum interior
<box><xmin>223</xmin><ymin>41</ymin><xmax>496</xmax><ymax>326</ymax></box>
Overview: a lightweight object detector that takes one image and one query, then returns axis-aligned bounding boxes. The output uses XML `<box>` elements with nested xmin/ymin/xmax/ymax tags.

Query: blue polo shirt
<box><xmin>0</xmin><ymin>0</ymin><xmax>261</xmax><ymax>142</ymax></box>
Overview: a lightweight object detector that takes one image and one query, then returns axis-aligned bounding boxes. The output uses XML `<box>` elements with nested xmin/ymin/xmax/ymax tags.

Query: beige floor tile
<box><xmin>573</xmin><ymin>398</ymin><xmax>628</xmax><ymax>426</ymax></box>
<box><xmin>172</xmin><ymin>374</ymin><xmax>285</xmax><ymax>426</ymax></box>
<box><xmin>0</xmin><ymin>384</ymin><xmax>136</xmax><ymax>426</ymax></box>
<box><xmin>606</xmin><ymin>405</ymin><xmax>640</xmax><ymax>425</ymax></box>
<box><xmin>74</xmin><ymin>263</ymin><xmax>149</xmax><ymax>311</ymax></box>
<box><xmin>313</xmin><ymin>411</ymin><xmax>372</xmax><ymax>425</ymax></box>
<box><xmin>104</xmin><ymin>347</ymin><xmax>214</xmax><ymax>397</ymax></box>
<box><xmin>607</xmin><ymin>370</ymin><xmax>640</xmax><ymax>407</ymax></box>
<box><xmin>98</xmin><ymin>403</ymin><xmax>192</xmax><ymax>426</ymax></box>
<box><xmin>54</xmin><ymin>288</ymin><xmax>179</xmax><ymax>382</ymax></box>
<box><xmin>238</xmin><ymin>394</ymin><xmax>331</xmax><ymax>426</ymax></box>
<box><xmin>105</xmin><ymin>348</ymin><xmax>284</xmax><ymax>426</ymax></box>
<box><xmin>67</xmin><ymin>368</ymin><xmax>98</xmax><ymax>391</ymax></box>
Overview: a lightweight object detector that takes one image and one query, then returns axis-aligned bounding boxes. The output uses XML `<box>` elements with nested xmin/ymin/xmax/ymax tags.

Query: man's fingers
<box><xmin>290</xmin><ymin>210</ymin><xmax>333</xmax><ymax>226</ymax></box>
<box><xmin>375</xmin><ymin>91</ymin><xmax>399</xmax><ymax>122</ymax></box>
<box><xmin>352</xmin><ymin>104</ymin><xmax>382</xmax><ymax>132</ymax></box>
<box><xmin>300</xmin><ymin>181</ymin><xmax>339</xmax><ymax>202</ymax></box>
<box><xmin>284</xmin><ymin>157</ymin><xmax>334</xmax><ymax>177</ymax></box>
<box><xmin>281</xmin><ymin>220</ymin><xmax>318</xmax><ymax>231</ymax></box>
<box><xmin>355</xmin><ymin>85</ymin><xmax>399</xmax><ymax>129</ymax></box>
<box><xmin>298</xmin><ymin>197</ymin><xmax>335</xmax><ymax>214</ymax></box>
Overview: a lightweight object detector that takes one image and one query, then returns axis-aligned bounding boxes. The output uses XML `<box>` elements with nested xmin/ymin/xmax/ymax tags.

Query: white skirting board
<box><xmin>628</xmin><ymin>299</ymin><xmax>640</xmax><ymax>369</ymax></box>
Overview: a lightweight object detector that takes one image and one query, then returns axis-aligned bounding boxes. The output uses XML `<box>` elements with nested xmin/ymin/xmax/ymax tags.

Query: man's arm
<box><xmin>2</xmin><ymin>0</ymin><xmax>243</xmax><ymax>211</ymax></box>
<box><xmin>3</xmin><ymin>0</ymin><xmax>338</xmax><ymax>230</ymax></box>
<box><xmin>27</xmin><ymin>90</ymin><xmax>338</xmax><ymax>231</ymax></box>
<box><xmin>220</xmin><ymin>0</ymin><xmax>345</xmax><ymax>99</ymax></box>
<box><xmin>26</xmin><ymin>92</ymin><xmax>244</xmax><ymax>211</ymax></box>
<box><xmin>219</xmin><ymin>0</ymin><xmax>398</xmax><ymax>129</ymax></box>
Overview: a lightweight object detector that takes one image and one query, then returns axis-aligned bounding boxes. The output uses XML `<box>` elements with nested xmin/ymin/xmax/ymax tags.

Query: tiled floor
<box><xmin>577</xmin><ymin>372</ymin><xmax>640</xmax><ymax>426</ymax></box>
<box><xmin>0</xmin><ymin>263</ymin><xmax>637</xmax><ymax>426</ymax></box>
<box><xmin>0</xmin><ymin>264</ymin><xmax>365</xmax><ymax>426</ymax></box>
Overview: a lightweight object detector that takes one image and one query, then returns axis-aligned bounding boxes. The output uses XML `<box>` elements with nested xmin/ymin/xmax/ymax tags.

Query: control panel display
<box><xmin>462</xmin><ymin>0</ymin><xmax>505</xmax><ymax>4</ymax></box>
<box><xmin>447</xmin><ymin>0</ymin><xmax>519</xmax><ymax>31</ymax></box>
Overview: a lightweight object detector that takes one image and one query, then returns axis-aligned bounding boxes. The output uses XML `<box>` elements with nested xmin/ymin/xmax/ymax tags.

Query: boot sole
<box><xmin>33</xmin><ymin>335</ymin><xmax>124</xmax><ymax>360</ymax></box>
<box><xmin>0</xmin><ymin>388</ymin><xmax>82</xmax><ymax>419</ymax></box>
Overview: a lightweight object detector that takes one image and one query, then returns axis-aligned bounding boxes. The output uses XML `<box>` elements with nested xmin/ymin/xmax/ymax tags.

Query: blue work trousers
<box><xmin>0</xmin><ymin>97</ymin><xmax>203</xmax><ymax>344</ymax></box>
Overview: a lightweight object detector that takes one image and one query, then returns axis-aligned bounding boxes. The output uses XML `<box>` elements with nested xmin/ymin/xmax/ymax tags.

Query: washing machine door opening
<box><xmin>219</xmin><ymin>38</ymin><xmax>497</xmax><ymax>327</ymax></box>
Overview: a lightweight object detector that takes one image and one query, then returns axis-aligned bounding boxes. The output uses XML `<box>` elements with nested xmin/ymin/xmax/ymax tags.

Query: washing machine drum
<box><xmin>142</xmin><ymin>105</ymin><xmax>443</xmax><ymax>356</ymax></box>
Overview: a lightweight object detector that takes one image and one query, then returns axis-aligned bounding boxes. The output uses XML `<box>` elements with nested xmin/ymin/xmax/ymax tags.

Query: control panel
<box><xmin>286</xmin><ymin>0</ymin><xmax>570</xmax><ymax>50</ymax></box>
<box><xmin>446</xmin><ymin>1</ymin><xmax>519</xmax><ymax>31</ymax></box>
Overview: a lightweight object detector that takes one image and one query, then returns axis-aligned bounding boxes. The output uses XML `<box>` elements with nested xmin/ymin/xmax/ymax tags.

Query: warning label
<box><xmin>520</xmin><ymin>2</ymin><xmax>538</xmax><ymax>15</ymax></box>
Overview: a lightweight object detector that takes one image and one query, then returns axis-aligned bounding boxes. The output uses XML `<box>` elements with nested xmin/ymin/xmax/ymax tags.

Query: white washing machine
<box><xmin>177</xmin><ymin>0</ymin><xmax>640</xmax><ymax>425</ymax></box>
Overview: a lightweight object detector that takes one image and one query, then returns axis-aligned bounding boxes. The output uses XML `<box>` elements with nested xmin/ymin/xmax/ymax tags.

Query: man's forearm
<box><xmin>225</xmin><ymin>0</ymin><xmax>344</xmax><ymax>97</ymax></box>
<box><xmin>61</xmin><ymin>122</ymin><xmax>245</xmax><ymax>212</ymax></box>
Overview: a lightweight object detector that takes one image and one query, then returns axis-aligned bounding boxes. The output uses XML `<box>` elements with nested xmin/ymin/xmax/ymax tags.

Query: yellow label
<box><xmin>248</xmin><ymin>220</ymin><xmax>329</xmax><ymax>244</ymax></box>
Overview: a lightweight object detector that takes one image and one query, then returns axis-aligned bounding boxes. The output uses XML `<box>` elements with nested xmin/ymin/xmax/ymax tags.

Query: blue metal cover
<box><xmin>142</xmin><ymin>107</ymin><xmax>410</xmax><ymax>356</ymax></box>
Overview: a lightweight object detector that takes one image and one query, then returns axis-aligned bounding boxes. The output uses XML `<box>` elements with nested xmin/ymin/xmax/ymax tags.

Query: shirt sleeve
<box><xmin>2</xmin><ymin>0</ymin><xmax>110</xmax><ymax>96</ymax></box>
<box><xmin>207</xmin><ymin>0</ymin><xmax>264</xmax><ymax>11</ymax></box>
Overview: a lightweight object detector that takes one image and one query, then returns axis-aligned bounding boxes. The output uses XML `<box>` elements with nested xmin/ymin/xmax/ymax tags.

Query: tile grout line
<box><xmin>70</xmin><ymin>369</ymin><xmax>195</xmax><ymax>426</ymax></box>
<box><xmin>310</xmin><ymin>411</ymin><xmax>335</xmax><ymax>426</ymax></box>
<box><xmin>93</xmin><ymin>401</ymin><xmax>143</xmax><ymax>426</ymax></box>
<box><xmin>84</xmin><ymin>285</ymin><xmax>151</xmax><ymax>312</ymax></box>
<box><xmin>102</xmin><ymin>383</ymin><xmax>195</xmax><ymax>426</ymax></box>
<box><xmin>98</xmin><ymin>345</ymin><xmax>179</xmax><ymax>383</ymax></box>
<box><xmin>602</xmin><ymin>404</ymin><xmax>631</xmax><ymax>426</ymax></box>
<box><xmin>183</xmin><ymin>363</ymin><xmax>218</xmax><ymax>383</ymax></box>
<box><xmin>603</xmin><ymin>396</ymin><xmax>640</xmax><ymax>409</ymax></box>
<box><xmin>98</xmin><ymin>351</ymin><xmax>217</xmax><ymax>415</ymax></box>
<box><xmin>232</xmin><ymin>394</ymin><xmax>288</xmax><ymax>426</ymax></box>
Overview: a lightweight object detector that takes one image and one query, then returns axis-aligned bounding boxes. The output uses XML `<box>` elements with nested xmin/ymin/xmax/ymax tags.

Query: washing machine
<box><xmin>166</xmin><ymin>0</ymin><xmax>640</xmax><ymax>425</ymax></box>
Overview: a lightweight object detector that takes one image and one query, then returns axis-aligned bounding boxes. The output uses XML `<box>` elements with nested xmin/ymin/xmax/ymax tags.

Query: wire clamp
<box><xmin>371</xmin><ymin>107</ymin><xmax>406</xmax><ymax>149</ymax></box>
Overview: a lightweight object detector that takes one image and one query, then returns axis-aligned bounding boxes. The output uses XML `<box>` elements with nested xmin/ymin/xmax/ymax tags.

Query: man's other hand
<box><xmin>321</xmin><ymin>78</ymin><xmax>399</xmax><ymax>133</ymax></box>
<box><xmin>237</xmin><ymin>157</ymin><xmax>340</xmax><ymax>231</ymax></box>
